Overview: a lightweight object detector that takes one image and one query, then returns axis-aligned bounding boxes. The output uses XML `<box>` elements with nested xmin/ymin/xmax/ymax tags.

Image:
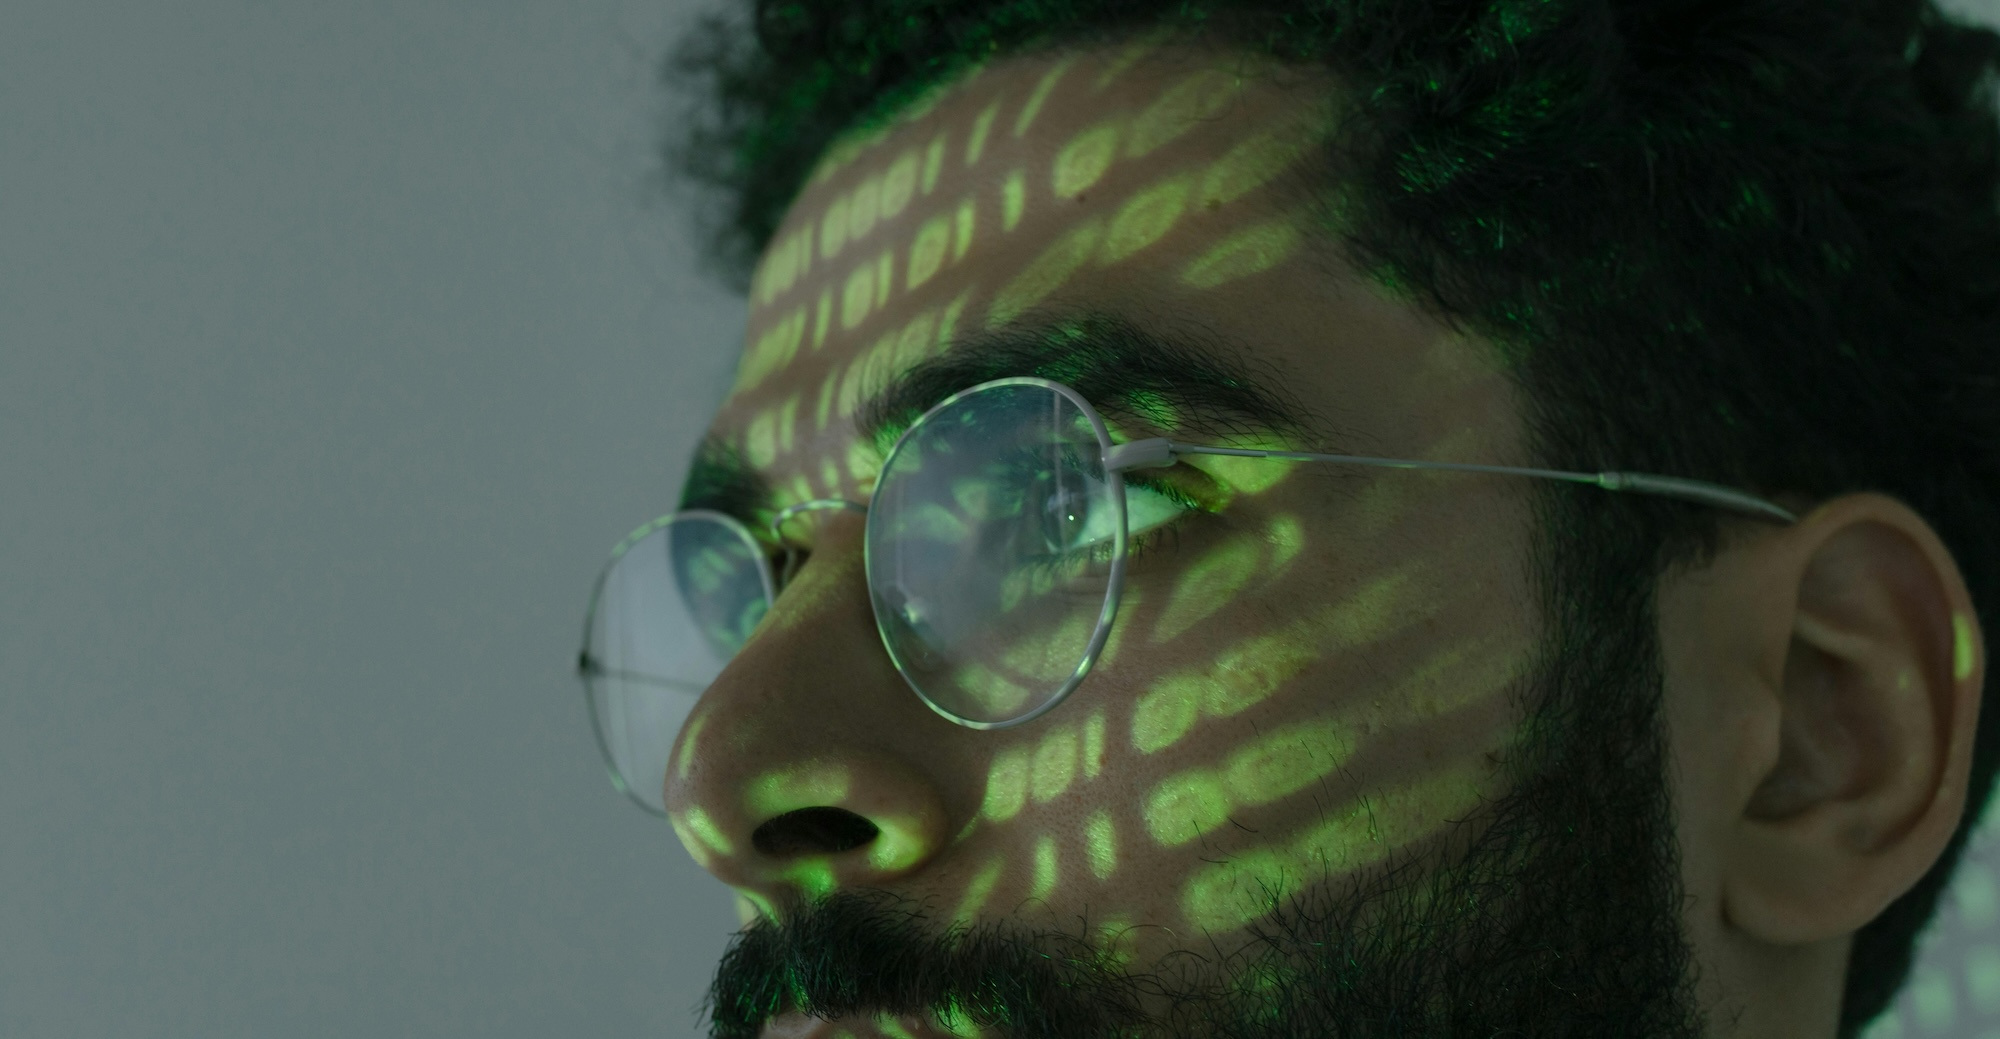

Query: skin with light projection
<box><xmin>660</xmin><ymin>45</ymin><xmax>1988</xmax><ymax>1039</ymax></box>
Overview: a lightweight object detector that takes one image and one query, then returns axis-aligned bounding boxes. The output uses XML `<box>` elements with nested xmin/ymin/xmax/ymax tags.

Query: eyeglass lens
<box><xmin>579</xmin><ymin>511</ymin><xmax>772</xmax><ymax>815</ymax></box>
<box><xmin>579</xmin><ymin>379</ymin><xmax>1129</xmax><ymax>811</ymax></box>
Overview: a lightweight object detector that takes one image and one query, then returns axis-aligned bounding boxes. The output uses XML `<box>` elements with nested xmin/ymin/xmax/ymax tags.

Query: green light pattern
<box><xmin>867</xmin><ymin>814</ymin><xmax>929</xmax><ymax>872</ymax></box>
<box><xmin>733</xmin><ymin>887</ymin><xmax>776</xmax><ymax>926</ymax></box>
<box><xmin>1914</xmin><ymin>973</ymin><xmax>1955</xmax><ymax>1033</ymax></box>
<box><xmin>1179</xmin><ymin>216</ymin><xmax>1304</xmax><ymax>290</ymax></box>
<box><xmin>921</xmin><ymin>132</ymin><xmax>945</xmax><ymax>195</ymax></box>
<box><xmin>1191</xmin><ymin>449</ymin><xmax>1297</xmax><ymax>499</ymax></box>
<box><xmin>746</xmin><ymin>763</ymin><xmax>853</xmax><ymax>820</ymax></box>
<box><xmin>1198</xmin><ymin>115</ymin><xmax>1334</xmax><ymax>207</ymax></box>
<box><xmin>1145</xmin><ymin>717</ymin><xmax>1356</xmax><ymax>847</ymax></box>
<box><xmin>1180</xmin><ymin>760</ymin><xmax>1488</xmax><ymax>932</ymax></box>
<box><xmin>1030</xmin><ymin>725</ymin><xmax>1081</xmax><ymax>803</ymax></box>
<box><xmin>963</xmin><ymin>100</ymin><xmax>998</xmax><ymax>167</ymax></box>
<box><xmin>936</xmin><ymin>1001</ymin><xmax>985</xmax><ymax>1039</ymax></box>
<box><xmin>1125</xmin><ymin>68</ymin><xmax>1242</xmax><ymax>160</ymax></box>
<box><xmin>1031</xmin><ymin>834</ymin><xmax>1059</xmax><ymax>901</ymax></box>
<box><xmin>1969</xmin><ymin>946</ymin><xmax>2000</xmax><ymax>1013</ymax></box>
<box><xmin>685</xmin><ymin>806</ymin><xmax>736</xmax><ymax>857</ymax></box>
<box><xmin>675</xmin><ymin>712</ymin><xmax>707</xmax><ymax>781</ymax></box>
<box><xmin>1100</xmin><ymin>172</ymin><xmax>1193</xmax><ymax>264</ymax></box>
<box><xmin>1085</xmin><ymin>809</ymin><xmax>1118</xmax><ymax>879</ymax></box>
<box><xmin>1151</xmin><ymin>537</ymin><xmax>1262</xmax><ymax>642</ymax></box>
<box><xmin>669</xmin><ymin>813</ymin><xmax>715</xmax><ymax>871</ymax></box>
<box><xmin>1265</xmin><ymin>514</ymin><xmax>1304</xmax><ymax>573</ymax></box>
<box><xmin>1083</xmin><ymin>711</ymin><xmax>1105</xmax><ymax>778</ymax></box>
<box><xmin>1011</xmin><ymin>57</ymin><xmax>1075</xmax><ymax>138</ymax></box>
<box><xmin>908</xmin><ymin>213</ymin><xmax>953</xmax><ymax>291</ymax></box>
<box><xmin>985</xmin><ymin>218</ymin><xmax>1105</xmax><ymax>329</ymax></box>
<box><xmin>1145</xmin><ymin>769</ymin><xmax>1232</xmax><ymax>846</ymax></box>
<box><xmin>876</xmin><ymin>1013</ymin><xmax>919</xmax><ymax>1039</ymax></box>
<box><xmin>1961</xmin><ymin>865</ymin><xmax>1998</xmax><ymax>928</ymax></box>
<box><xmin>979</xmin><ymin>746</ymin><xmax>1032</xmax><ymax>822</ymax></box>
<box><xmin>954</xmin><ymin>662</ymin><xmax>1032</xmax><ymax>718</ymax></box>
<box><xmin>1053</xmin><ymin>122</ymin><xmax>1121</xmax><ymax>200</ymax></box>
<box><xmin>780</xmin><ymin>858</ymin><xmax>839</xmax><ymax>901</ymax></box>
<box><xmin>952</xmin><ymin>855</ymin><xmax>1006</xmax><ymax>927</ymax></box>
<box><xmin>1956</xmin><ymin>612</ymin><xmax>1979</xmax><ymax>681</ymax></box>
<box><xmin>1002</xmin><ymin>170</ymin><xmax>1026</xmax><ymax>232</ymax></box>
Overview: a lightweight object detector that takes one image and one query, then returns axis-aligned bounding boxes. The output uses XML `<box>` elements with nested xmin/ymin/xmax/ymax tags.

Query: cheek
<box><xmin>939</xmin><ymin>507</ymin><xmax>1535</xmax><ymax>940</ymax></box>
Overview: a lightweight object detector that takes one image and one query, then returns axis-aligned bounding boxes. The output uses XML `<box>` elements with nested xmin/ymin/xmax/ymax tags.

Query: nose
<box><xmin>662</xmin><ymin>514</ymin><xmax>954</xmax><ymax>907</ymax></box>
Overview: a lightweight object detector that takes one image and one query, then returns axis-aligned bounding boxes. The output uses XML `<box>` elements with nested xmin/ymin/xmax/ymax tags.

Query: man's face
<box><xmin>666</xmin><ymin>41</ymin><xmax>1705</xmax><ymax>1037</ymax></box>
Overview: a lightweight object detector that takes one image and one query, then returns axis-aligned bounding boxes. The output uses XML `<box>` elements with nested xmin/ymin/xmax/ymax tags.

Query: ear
<box><xmin>1716</xmin><ymin>493</ymin><xmax>1986</xmax><ymax>945</ymax></box>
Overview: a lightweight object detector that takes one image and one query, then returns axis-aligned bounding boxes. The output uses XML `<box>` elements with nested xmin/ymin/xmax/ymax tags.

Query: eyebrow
<box><xmin>678</xmin><ymin>307</ymin><xmax>1329</xmax><ymax>523</ymax></box>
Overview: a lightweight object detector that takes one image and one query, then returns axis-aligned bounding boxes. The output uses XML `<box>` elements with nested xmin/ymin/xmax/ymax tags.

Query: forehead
<box><xmin>708</xmin><ymin>38</ymin><xmax>1507</xmax><ymax>504</ymax></box>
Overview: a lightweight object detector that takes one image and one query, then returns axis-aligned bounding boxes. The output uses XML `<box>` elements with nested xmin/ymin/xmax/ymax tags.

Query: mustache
<box><xmin>702</xmin><ymin>889</ymin><xmax>1156</xmax><ymax>1039</ymax></box>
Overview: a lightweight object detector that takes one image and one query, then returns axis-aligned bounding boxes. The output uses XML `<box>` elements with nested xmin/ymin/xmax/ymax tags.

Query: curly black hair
<box><xmin>655</xmin><ymin>0</ymin><xmax>2000</xmax><ymax>1032</ymax></box>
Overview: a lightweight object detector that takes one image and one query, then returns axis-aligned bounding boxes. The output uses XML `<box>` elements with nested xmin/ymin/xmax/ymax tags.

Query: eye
<box><xmin>1037</xmin><ymin>478</ymin><xmax>1189</xmax><ymax>554</ymax></box>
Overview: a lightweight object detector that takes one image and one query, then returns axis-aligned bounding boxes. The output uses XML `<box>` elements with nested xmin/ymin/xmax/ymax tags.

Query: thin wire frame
<box><xmin>578</xmin><ymin>375</ymin><xmax>1805</xmax><ymax>809</ymax></box>
<box><xmin>575</xmin><ymin>508</ymin><xmax>776</xmax><ymax>817</ymax></box>
<box><xmin>863</xmin><ymin>377</ymin><xmax>1130</xmax><ymax>731</ymax></box>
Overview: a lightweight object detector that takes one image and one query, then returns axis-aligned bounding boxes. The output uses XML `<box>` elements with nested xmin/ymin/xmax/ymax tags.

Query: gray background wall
<box><xmin>3</xmin><ymin>1</ymin><xmax>1998</xmax><ymax>1036</ymax></box>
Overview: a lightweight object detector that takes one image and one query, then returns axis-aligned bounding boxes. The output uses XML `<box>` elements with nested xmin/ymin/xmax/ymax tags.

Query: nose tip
<box><xmin>668</xmin><ymin>754</ymin><xmax>951</xmax><ymax>898</ymax></box>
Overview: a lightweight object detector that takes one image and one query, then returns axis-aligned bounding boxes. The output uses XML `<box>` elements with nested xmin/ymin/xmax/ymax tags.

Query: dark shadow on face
<box><xmin>704</xmin><ymin>517</ymin><xmax>1710</xmax><ymax>1039</ymax></box>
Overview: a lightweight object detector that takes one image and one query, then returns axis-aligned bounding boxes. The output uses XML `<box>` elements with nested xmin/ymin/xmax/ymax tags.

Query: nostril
<box><xmin>751</xmin><ymin>807</ymin><xmax>880</xmax><ymax>857</ymax></box>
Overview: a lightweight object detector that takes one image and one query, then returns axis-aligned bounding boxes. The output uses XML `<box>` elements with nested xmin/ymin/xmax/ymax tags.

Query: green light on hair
<box><xmin>1085</xmin><ymin>810</ymin><xmax>1118</xmax><ymax>879</ymax></box>
<box><xmin>1122</xmin><ymin>389</ymin><xmax>1180</xmax><ymax>428</ymax></box>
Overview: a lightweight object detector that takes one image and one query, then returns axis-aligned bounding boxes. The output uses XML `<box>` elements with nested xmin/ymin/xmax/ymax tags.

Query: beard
<box><xmin>703</xmin><ymin>535</ymin><xmax>1710</xmax><ymax>1038</ymax></box>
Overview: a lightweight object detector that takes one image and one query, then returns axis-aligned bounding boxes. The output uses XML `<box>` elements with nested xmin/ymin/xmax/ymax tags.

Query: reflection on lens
<box><xmin>578</xmin><ymin>511</ymin><xmax>773</xmax><ymax>814</ymax></box>
<box><xmin>866</xmin><ymin>379</ymin><xmax>1125</xmax><ymax>728</ymax></box>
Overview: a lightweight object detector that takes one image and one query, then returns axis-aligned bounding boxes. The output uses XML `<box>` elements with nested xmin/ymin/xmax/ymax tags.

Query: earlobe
<box><xmin>1719</xmin><ymin>495</ymin><xmax>1985</xmax><ymax>947</ymax></box>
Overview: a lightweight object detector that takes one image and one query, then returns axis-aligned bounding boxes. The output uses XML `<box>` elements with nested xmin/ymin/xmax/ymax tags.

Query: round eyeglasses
<box><xmin>577</xmin><ymin>376</ymin><xmax>1798</xmax><ymax>816</ymax></box>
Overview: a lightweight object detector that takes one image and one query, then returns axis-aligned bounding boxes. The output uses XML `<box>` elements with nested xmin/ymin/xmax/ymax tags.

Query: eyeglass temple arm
<box><xmin>1102</xmin><ymin>437</ymin><xmax>1799</xmax><ymax>525</ymax></box>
